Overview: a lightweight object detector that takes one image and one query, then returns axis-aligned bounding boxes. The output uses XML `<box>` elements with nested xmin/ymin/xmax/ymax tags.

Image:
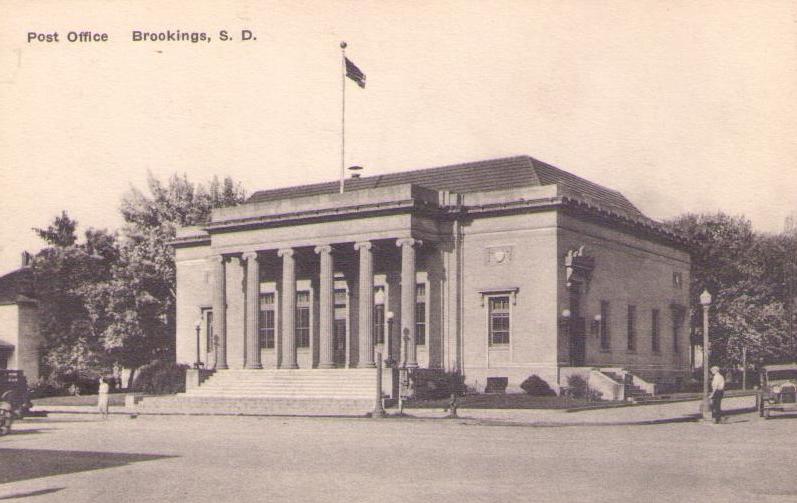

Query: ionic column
<box><xmin>315</xmin><ymin>245</ymin><xmax>335</xmax><ymax>368</ymax></box>
<box><xmin>355</xmin><ymin>241</ymin><xmax>375</xmax><ymax>368</ymax></box>
<box><xmin>243</xmin><ymin>251</ymin><xmax>262</xmax><ymax>369</ymax></box>
<box><xmin>397</xmin><ymin>238</ymin><xmax>421</xmax><ymax>368</ymax></box>
<box><xmin>278</xmin><ymin>248</ymin><xmax>298</xmax><ymax>369</ymax></box>
<box><xmin>212</xmin><ymin>255</ymin><xmax>228</xmax><ymax>370</ymax></box>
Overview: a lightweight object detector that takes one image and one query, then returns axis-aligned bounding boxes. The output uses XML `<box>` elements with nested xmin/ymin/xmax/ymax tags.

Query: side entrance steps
<box><xmin>600</xmin><ymin>370</ymin><xmax>654</xmax><ymax>401</ymax></box>
<box><xmin>137</xmin><ymin>368</ymin><xmax>377</xmax><ymax>416</ymax></box>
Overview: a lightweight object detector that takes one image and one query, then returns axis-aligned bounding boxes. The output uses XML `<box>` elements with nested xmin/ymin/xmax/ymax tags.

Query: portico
<box><xmin>201</xmin><ymin>236</ymin><xmax>423</xmax><ymax>371</ymax></box>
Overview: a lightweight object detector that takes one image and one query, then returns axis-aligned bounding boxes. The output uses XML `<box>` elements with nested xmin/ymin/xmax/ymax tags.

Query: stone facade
<box><xmin>0</xmin><ymin>270</ymin><xmax>41</xmax><ymax>379</ymax></box>
<box><xmin>173</xmin><ymin>156</ymin><xmax>691</xmax><ymax>393</ymax></box>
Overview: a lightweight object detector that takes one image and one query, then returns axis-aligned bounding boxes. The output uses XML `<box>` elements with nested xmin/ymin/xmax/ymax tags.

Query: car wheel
<box><xmin>0</xmin><ymin>410</ymin><xmax>11</xmax><ymax>436</ymax></box>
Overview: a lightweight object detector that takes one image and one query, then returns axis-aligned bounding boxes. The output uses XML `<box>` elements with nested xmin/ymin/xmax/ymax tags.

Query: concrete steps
<box><xmin>601</xmin><ymin>371</ymin><xmax>653</xmax><ymax>400</ymax></box>
<box><xmin>137</xmin><ymin>368</ymin><xmax>378</xmax><ymax>416</ymax></box>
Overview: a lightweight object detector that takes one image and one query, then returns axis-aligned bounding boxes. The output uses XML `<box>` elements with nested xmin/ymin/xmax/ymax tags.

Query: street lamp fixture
<box><xmin>700</xmin><ymin>289</ymin><xmax>712</xmax><ymax>419</ymax></box>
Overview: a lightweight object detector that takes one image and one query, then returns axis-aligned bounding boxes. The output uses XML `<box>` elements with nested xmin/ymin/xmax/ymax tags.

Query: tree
<box><xmin>31</xmin><ymin>212</ymin><xmax>118</xmax><ymax>384</ymax></box>
<box><xmin>666</xmin><ymin>212</ymin><xmax>797</xmax><ymax>367</ymax></box>
<box><xmin>32</xmin><ymin>174</ymin><xmax>247</xmax><ymax>387</ymax></box>
<box><xmin>85</xmin><ymin>173</ymin><xmax>246</xmax><ymax>385</ymax></box>
<box><xmin>32</xmin><ymin>210</ymin><xmax>78</xmax><ymax>247</ymax></box>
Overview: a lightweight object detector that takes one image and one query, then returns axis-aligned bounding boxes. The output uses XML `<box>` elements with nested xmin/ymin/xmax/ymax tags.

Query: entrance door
<box><xmin>570</xmin><ymin>317</ymin><xmax>586</xmax><ymax>366</ymax></box>
<box><xmin>333</xmin><ymin>319</ymin><xmax>347</xmax><ymax>366</ymax></box>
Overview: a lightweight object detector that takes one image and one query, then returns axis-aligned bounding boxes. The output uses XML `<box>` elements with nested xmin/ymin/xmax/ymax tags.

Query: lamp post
<box><xmin>194</xmin><ymin>318</ymin><xmax>203</xmax><ymax>369</ymax></box>
<box><xmin>700</xmin><ymin>289</ymin><xmax>712</xmax><ymax>420</ymax></box>
<box><xmin>560</xmin><ymin>309</ymin><xmax>571</xmax><ymax>365</ymax></box>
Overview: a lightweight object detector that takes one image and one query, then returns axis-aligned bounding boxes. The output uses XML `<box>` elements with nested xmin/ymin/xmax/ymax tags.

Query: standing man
<box><xmin>97</xmin><ymin>377</ymin><xmax>110</xmax><ymax>420</ymax></box>
<box><xmin>710</xmin><ymin>366</ymin><xmax>725</xmax><ymax>424</ymax></box>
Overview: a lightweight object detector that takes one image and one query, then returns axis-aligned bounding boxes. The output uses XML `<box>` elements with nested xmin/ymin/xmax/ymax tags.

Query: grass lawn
<box><xmin>405</xmin><ymin>393</ymin><xmax>622</xmax><ymax>409</ymax></box>
<box><xmin>32</xmin><ymin>394</ymin><xmax>127</xmax><ymax>407</ymax></box>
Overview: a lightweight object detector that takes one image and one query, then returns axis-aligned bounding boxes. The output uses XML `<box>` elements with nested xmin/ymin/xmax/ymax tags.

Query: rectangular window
<box><xmin>672</xmin><ymin>306</ymin><xmax>685</xmax><ymax>353</ymax></box>
<box><xmin>374</xmin><ymin>286</ymin><xmax>385</xmax><ymax>344</ymax></box>
<box><xmin>600</xmin><ymin>301</ymin><xmax>610</xmax><ymax>350</ymax></box>
<box><xmin>651</xmin><ymin>309</ymin><xmax>660</xmax><ymax>353</ymax></box>
<box><xmin>627</xmin><ymin>305</ymin><xmax>636</xmax><ymax>351</ymax></box>
<box><xmin>206</xmin><ymin>310</ymin><xmax>214</xmax><ymax>352</ymax></box>
<box><xmin>415</xmin><ymin>283</ymin><xmax>426</xmax><ymax>346</ymax></box>
<box><xmin>374</xmin><ymin>304</ymin><xmax>385</xmax><ymax>344</ymax></box>
<box><xmin>296</xmin><ymin>291</ymin><xmax>311</xmax><ymax>348</ymax></box>
<box><xmin>489</xmin><ymin>296</ymin><xmax>511</xmax><ymax>345</ymax></box>
<box><xmin>259</xmin><ymin>293</ymin><xmax>275</xmax><ymax>349</ymax></box>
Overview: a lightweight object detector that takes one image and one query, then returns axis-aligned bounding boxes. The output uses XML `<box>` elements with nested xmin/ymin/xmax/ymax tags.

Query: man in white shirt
<box><xmin>710</xmin><ymin>366</ymin><xmax>725</xmax><ymax>424</ymax></box>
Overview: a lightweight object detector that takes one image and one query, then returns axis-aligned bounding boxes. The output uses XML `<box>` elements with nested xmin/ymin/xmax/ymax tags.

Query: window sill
<box><xmin>488</xmin><ymin>345</ymin><xmax>510</xmax><ymax>351</ymax></box>
<box><xmin>626</xmin><ymin>350</ymin><xmax>637</xmax><ymax>354</ymax></box>
<box><xmin>599</xmin><ymin>348</ymin><xmax>612</xmax><ymax>353</ymax></box>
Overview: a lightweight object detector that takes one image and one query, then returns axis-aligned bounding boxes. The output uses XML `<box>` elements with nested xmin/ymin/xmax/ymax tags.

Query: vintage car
<box><xmin>757</xmin><ymin>363</ymin><xmax>797</xmax><ymax>419</ymax></box>
<box><xmin>0</xmin><ymin>370</ymin><xmax>31</xmax><ymax>419</ymax></box>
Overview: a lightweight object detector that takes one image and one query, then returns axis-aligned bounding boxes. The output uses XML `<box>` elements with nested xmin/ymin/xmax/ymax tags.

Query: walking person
<box><xmin>710</xmin><ymin>366</ymin><xmax>725</xmax><ymax>424</ymax></box>
<box><xmin>97</xmin><ymin>377</ymin><xmax>110</xmax><ymax>420</ymax></box>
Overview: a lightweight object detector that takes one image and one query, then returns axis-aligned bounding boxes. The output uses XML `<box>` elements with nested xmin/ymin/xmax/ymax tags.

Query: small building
<box><xmin>0</xmin><ymin>253</ymin><xmax>41</xmax><ymax>378</ymax></box>
<box><xmin>173</xmin><ymin>156</ymin><xmax>691</xmax><ymax>395</ymax></box>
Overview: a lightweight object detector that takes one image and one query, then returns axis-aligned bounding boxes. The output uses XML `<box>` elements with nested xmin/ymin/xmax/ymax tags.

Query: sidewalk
<box><xmin>404</xmin><ymin>395</ymin><xmax>756</xmax><ymax>425</ymax></box>
<box><xmin>30</xmin><ymin>395</ymin><xmax>757</xmax><ymax>426</ymax></box>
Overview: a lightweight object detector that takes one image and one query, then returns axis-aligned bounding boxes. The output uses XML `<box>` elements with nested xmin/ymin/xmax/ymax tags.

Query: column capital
<box><xmin>211</xmin><ymin>254</ymin><xmax>226</xmax><ymax>264</ymax></box>
<box><xmin>277</xmin><ymin>248</ymin><xmax>294</xmax><ymax>258</ymax></box>
<box><xmin>314</xmin><ymin>244</ymin><xmax>333</xmax><ymax>255</ymax></box>
<box><xmin>242</xmin><ymin>251</ymin><xmax>259</xmax><ymax>261</ymax></box>
<box><xmin>354</xmin><ymin>241</ymin><xmax>373</xmax><ymax>252</ymax></box>
<box><xmin>396</xmin><ymin>238</ymin><xmax>422</xmax><ymax>248</ymax></box>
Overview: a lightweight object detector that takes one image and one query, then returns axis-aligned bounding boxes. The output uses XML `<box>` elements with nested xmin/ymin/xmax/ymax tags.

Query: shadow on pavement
<box><xmin>0</xmin><ymin>448</ymin><xmax>175</xmax><ymax>484</ymax></box>
<box><xmin>0</xmin><ymin>487</ymin><xmax>65</xmax><ymax>500</ymax></box>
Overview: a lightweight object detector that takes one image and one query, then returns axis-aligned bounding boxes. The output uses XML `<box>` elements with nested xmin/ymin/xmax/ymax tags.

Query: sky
<box><xmin>1</xmin><ymin>0</ymin><xmax>795</xmax><ymax>275</ymax></box>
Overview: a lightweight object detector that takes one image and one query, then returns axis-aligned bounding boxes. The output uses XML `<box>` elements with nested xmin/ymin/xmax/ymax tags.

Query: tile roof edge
<box><xmin>248</xmin><ymin>155</ymin><xmax>534</xmax><ymax>201</ymax></box>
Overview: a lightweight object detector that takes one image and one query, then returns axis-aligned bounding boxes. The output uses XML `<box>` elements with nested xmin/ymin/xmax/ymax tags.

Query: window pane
<box><xmin>651</xmin><ymin>309</ymin><xmax>660</xmax><ymax>352</ymax></box>
<box><xmin>600</xmin><ymin>301</ymin><xmax>610</xmax><ymax>350</ymax></box>
<box><xmin>627</xmin><ymin>305</ymin><xmax>636</xmax><ymax>351</ymax></box>
<box><xmin>415</xmin><ymin>283</ymin><xmax>427</xmax><ymax>346</ymax></box>
<box><xmin>374</xmin><ymin>304</ymin><xmax>385</xmax><ymax>344</ymax></box>
<box><xmin>415</xmin><ymin>302</ymin><xmax>426</xmax><ymax>345</ymax></box>
<box><xmin>489</xmin><ymin>296</ymin><xmax>510</xmax><ymax>345</ymax></box>
<box><xmin>296</xmin><ymin>306</ymin><xmax>310</xmax><ymax>347</ymax></box>
<box><xmin>334</xmin><ymin>289</ymin><xmax>347</xmax><ymax>306</ymax></box>
<box><xmin>206</xmin><ymin>311</ymin><xmax>213</xmax><ymax>351</ymax></box>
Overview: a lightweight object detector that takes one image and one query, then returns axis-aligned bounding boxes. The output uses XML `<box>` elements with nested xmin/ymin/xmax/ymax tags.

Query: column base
<box><xmin>405</xmin><ymin>363</ymin><xmax>419</xmax><ymax>369</ymax></box>
<box><xmin>245</xmin><ymin>364</ymin><xmax>263</xmax><ymax>370</ymax></box>
<box><xmin>358</xmin><ymin>363</ymin><xmax>377</xmax><ymax>368</ymax></box>
<box><xmin>318</xmin><ymin>363</ymin><xmax>337</xmax><ymax>369</ymax></box>
<box><xmin>280</xmin><ymin>364</ymin><xmax>299</xmax><ymax>369</ymax></box>
<box><xmin>215</xmin><ymin>364</ymin><xmax>229</xmax><ymax>370</ymax></box>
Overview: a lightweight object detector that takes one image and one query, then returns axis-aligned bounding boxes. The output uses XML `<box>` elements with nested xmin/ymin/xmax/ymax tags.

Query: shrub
<box><xmin>132</xmin><ymin>360</ymin><xmax>189</xmax><ymax>395</ymax></box>
<box><xmin>411</xmin><ymin>370</ymin><xmax>465</xmax><ymax>399</ymax></box>
<box><xmin>520</xmin><ymin>375</ymin><xmax>556</xmax><ymax>396</ymax></box>
<box><xmin>566</xmin><ymin>375</ymin><xmax>589</xmax><ymax>399</ymax></box>
<box><xmin>28</xmin><ymin>378</ymin><xmax>66</xmax><ymax>399</ymax></box>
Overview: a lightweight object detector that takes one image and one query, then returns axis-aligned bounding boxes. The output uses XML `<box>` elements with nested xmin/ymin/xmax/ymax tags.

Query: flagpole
<box><xmin>339</xmin><ymin>41</ymin><xmax>347</xmax><ymax>194</ymax></box>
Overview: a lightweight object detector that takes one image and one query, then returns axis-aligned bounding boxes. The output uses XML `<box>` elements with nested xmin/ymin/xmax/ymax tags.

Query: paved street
<box><xmin>1</xmin><ymin>404</ymin><xmax>796</xmax><ymax>502</ymax></box>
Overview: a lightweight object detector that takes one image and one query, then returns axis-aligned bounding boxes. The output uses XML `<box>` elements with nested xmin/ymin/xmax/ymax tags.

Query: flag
<box><xmin>345</xmin><ymin>57</ymin><xmax>366</xmax><ymax>88</ymax></box>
